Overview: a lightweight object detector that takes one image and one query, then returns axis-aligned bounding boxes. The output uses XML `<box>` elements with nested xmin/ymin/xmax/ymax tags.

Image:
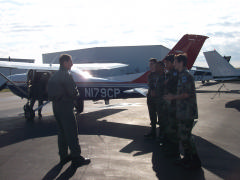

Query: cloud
<box><xmin>208</xmin><ymin>21</ymin><xmax>240</xmax><ymax>27</ymax></box>
<box><xmin>77</xmin><ymin>40</ymin><xmax>107</xmax><ymax>46</ymax></box>
<box><xmin>1</xmin><ymin>24</ymin><xmax>53</xmax><ymax>33</ymax></box>
<box><xmin>0</xmin><ymin>0</ymin><xmax>240</xmax><ymax>67</ymax></box>
<box><xmin>206</xmin><ymin>31</ymin><xmax>240</xmax><ymax>38</ymax></box>
<box><xmin>0</xmin><ymin>0</ymin><xmax>26</xmax><ymax>6</ymax></box>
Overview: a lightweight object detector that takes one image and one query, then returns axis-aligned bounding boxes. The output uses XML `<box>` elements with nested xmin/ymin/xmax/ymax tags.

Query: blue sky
<box><xmin>0</xmin><ymin>0</ymin><xmax>240</xmax><ymax>67</ymax></box>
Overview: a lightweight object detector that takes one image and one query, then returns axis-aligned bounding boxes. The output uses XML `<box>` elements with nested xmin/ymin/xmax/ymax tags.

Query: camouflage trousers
<box><xmin>147</xmin><ymin>97</ymin><xmax>167</xmax><ymax>136</ymax></box>
<box><xmin>162</xmin><ymin>101</ymin><xmax>177</xmax><ymax>143</ymax></box>
<box><xmin>157</xmin><ymin>100</ymin><xmax>168</xmax><ymax>137</ymax></box>
<box><xmin>178</xmin><ymin>118</ymin><xmax>197</xmax><ymax>155</ymax></box>
<box><xmin>147</xmin><ymin>97</ymin><xmax>158</xmax><ymax>128</ymax></box>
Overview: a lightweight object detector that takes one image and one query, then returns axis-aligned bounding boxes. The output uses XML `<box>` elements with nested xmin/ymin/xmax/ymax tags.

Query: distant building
<box><xmin>42</xmin><ymin>45</ymin><xmax>170</xmax><ymax>77</ymax></box>
<box><xmin>0</xmin><ymin>57</ymin><xmax>34</xmax><ymax>85</ymax></box>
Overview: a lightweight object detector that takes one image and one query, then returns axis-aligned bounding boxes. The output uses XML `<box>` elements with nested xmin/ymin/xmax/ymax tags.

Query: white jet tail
<box><xmin>203</xmin><ymin>50</ymin><xmax>240</xmax><ymax>80</ymax></box>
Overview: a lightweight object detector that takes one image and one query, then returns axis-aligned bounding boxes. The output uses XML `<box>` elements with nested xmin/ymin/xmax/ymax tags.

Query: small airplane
<box><xmin>188</xmin><ymin>52</ymin><xmax>235</xmax><ymax>84</ymax></box>
<box><xmin>204</xmin><ymin>50</ymin><xmax>240</xmax><ymax>81</ymax></box>
<box><xmin>189</xmin><ymin>66</ymin><xmax>213</xmax><ymax>84</ymax></box>
<box><xmin>0</xmin><ymin>34</ymin><xmax>208</xmax><ymax>121</ymax></box>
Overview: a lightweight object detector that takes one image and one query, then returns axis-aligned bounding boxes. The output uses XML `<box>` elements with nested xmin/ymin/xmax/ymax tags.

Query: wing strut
<box><xmin>0</xmin><ymin>72</ymin><xmax>28</xmax><ymax>97</ymax></box>
<box><xmin>33</xmin><ymin>101</ymin><xmax>50</xmax><ymax>112</ymax></box>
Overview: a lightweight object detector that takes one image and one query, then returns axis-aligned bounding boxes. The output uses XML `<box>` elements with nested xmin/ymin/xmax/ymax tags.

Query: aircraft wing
<box><xmin>124</xmin><ymin>88</ymin><xmax>148</xmax><ymax>97</ymax></box>
<box><xmin>72</xmin><ymin>63</ymin><xmax>128</xmax><ymax>70</ymax></box>
<box><xmin>0</xmin><ymin>61</ymin><xmax>128</xmax><ymax>71</ymax></box>
<box><xmin>0</xmin><ymin>61</ymin><xmax>59</xmax><ymax>71</ymax></box>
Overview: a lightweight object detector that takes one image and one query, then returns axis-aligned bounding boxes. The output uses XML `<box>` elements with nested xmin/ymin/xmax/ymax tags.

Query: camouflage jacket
<box><xmin>48</xmin><ymin>66</ymin><xmax>79</xmax><ymax>103</ymax></box>
<box><xmin>147</xmin><ymin>72</ymin><xmax>159</xmax><ymax>98</ymax></box>
<box><xmin>165</xmin><ymin>69</ymin><xmax>178</xmax><ymax>95</ymax></box>
<box><xmin>176</xmin><ymin>69</ymin><xmax>198</xmax><ymax>120</ymax></box>
<box><xmin>155</xmin><ymin>73</ymin><xmax>166</xmax><ymax>100</ymax></box>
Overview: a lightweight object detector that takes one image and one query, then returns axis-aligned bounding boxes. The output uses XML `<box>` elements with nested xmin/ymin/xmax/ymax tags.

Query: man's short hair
<box><xmin>149</xmin><ymin>58</ymin><xmax>157</xmax><ymax>63</ymax></box>
<box><xmin>175</xmin><ymin>54</ymin><xmax>188</xmax><ymax>67</ymax></box>
<box><xmin>165</xmin><ymin>54</ymin><xmax>175</xmax><ymax>63</ymax></box>
<box><xmin>156</xmin><ymin>61</ymin><xmax>165</xmax><ymax>68</ymax></box>
<box><xmin>59</xmin><ymin>54</ymin><xmax>72</xmax><ymax>66</ymax></box>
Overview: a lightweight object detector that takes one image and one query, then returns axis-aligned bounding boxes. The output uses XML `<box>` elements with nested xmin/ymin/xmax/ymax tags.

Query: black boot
<box><xmin>71</xmin><ymin>156</ymin><xmax>91</xmax><ymax>168</ymax></box>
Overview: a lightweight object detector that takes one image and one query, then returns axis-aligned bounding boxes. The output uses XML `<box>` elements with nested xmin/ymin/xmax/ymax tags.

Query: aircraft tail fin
<box><xmin>203</xmin><ymin>50</ymin><xmax>240</xmax><ymax>78</ymax></box>
<box><xmin>168</xmin><ymin>34</ymin><xmax>208</xmax><ymax>69</ymax></box>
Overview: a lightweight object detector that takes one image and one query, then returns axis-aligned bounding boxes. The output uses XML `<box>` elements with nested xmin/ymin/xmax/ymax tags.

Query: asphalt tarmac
<box><xmin>0</xmin><ymin>81</ymin><xmax>240</xmax><ymax>180</ymax></box>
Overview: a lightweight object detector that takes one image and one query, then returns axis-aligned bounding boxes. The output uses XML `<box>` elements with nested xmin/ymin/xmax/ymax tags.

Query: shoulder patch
<box><xmin>182</xmin><ymin>76</ymin><xmax>187</xmax><ymax>83</ymax></box>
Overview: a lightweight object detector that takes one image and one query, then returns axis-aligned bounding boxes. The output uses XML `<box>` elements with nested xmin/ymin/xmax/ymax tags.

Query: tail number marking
<box><xmin>85</xmin><ymin>88</ymin><xmax>120</xmax><ymax>98</ymax></box>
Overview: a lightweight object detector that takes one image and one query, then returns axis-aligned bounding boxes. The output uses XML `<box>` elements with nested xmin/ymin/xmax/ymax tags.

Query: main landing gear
<box><xmin>24</xmin><ymin>102</ymin><xmax>35</xmax><ymax>122</ymax></box>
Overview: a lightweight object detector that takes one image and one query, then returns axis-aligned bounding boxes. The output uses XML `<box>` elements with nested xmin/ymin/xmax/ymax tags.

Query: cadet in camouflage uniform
<box><xmin>155</xmin><ymin>61</ymin><xmax>168</xmax><ymax>142</ymax></box>
<box><xmin>144</xmin><ymin>58</ymin><xmax>159</xmax><ymax>139</ymax></box>
<box><xmin>162</xmin><ymin>54</ymin><xmax>179</xmax><ymax>155</ymax></box>
<box><xmin>48</xmin><ymin>54</ymin><xmax>90</xmax><ymax>168</ymax></box>
<box><xmin>164</xmin><ymin>54</ymin><xmax>201</xmax><ymax>169</ymax></box>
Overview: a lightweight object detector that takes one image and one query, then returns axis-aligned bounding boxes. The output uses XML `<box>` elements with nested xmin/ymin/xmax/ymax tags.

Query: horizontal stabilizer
<box><xmin>123</xmin><ymin>88</ymin><xmax>148</xmax><ymax>96</ymax></box>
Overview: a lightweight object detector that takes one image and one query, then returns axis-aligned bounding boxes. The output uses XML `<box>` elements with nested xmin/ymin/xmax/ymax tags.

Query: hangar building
<box><xmin>42</xmin><ymin>45</ymin><xmax>170</xmax><ymax>77</ymax></box>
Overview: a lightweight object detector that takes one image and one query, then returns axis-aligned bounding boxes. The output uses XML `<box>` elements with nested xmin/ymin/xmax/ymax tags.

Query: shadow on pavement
<box><xmin>225</xmin><ymin>99</ymin><xmax>240</xmax><ymax>112</ymax></box>
<box><xmin>120</xmin><ymin>134</ymin><xmax>240</xmax><ymax>180</ymax></box>
<box><xmin>152</xmin><ymin>142</ymin><xmax>205</xmax><ymax>180</ymax></box>
<box><xmin>42</xmin><ymin>163</ymin><xmax>64</xmax><ymax>180</ymax></box>
<box><xmin>0</xmin><ymin>109</ymin><xmax>126</xmax><ymax>148</ymax></box>
<box><xmin>196</xmin><ymin>89</ymin><xmax>240</xmax><ymax>94</ymax></box>
<box><xmin>42</xmin><ymin>162</ymin><xmax>77</xmax><ymax>180</ymax></box>
<box><xmin>55</xmin><ymin>165</ymin><xmax>77</xmax><ymax>180</ymax></box>
<box><xmin>1</xmin><ymin>108</ymin><xmax>240</xmax><ymax>179</ymax></box>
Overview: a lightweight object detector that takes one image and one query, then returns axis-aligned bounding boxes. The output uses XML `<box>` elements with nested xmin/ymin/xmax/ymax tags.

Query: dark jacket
<box><xmin>48</xmin><ymin>66</ymin><xmax>79</xmax><ymax>103</ymax></box>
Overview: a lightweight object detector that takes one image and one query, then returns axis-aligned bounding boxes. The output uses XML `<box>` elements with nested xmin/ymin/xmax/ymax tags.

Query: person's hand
<box><xmin>164</xmin><ymin>94</ymin><xmax>175</xmax><ymax>101</ymax></box>
<box><xmin>151</xmin><ymin>90</ymin><xmax>156</xmax><ymax>97</ymax></box>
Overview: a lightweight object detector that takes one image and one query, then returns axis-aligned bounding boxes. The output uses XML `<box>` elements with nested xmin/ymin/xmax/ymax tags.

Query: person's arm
<box><xmin>164</xmin><ymin>73</ymin><xmax>193</xmax><ymax>101</ymax></box>
<box><xmin>164</xmin><ymin>93</ymin><xmax>189</xmax><ymax>101</ymax></box>
<box><xmin>63</xmin><ymin>73</ymin><xmax>79</xmax><ymax>99</ymax></box>
<box><xmin>148</xmin><ymin>73</ymin><xmax>156</xmax><ymax>90</ymax></box>
<box><xmin>148</xmin><ymin>73</ymin><xmax>157</xmax><ymax>97</ymax></box>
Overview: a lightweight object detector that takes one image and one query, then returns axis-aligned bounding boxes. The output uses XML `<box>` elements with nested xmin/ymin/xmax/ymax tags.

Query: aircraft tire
<box><xmin>0</xmin><ymin>82</ymin><xmax>7</xmax><ymax>91</ymax></box>
<box><xmin>24</xmin><ymin>103</ymin><xmax>35</xmax><ymax>122</ymax></box>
